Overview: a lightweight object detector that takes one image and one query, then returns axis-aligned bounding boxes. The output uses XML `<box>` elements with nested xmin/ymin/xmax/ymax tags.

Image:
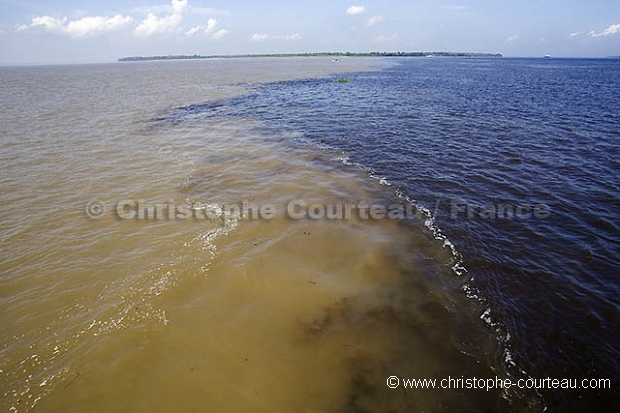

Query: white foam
<box><xmin>332</xmin><ymin>153</ymin><xmax>352</xmax><ymax>166</ymax></box>
<box><xmin>368</xmin><ymin>171</ymin><xmax>392</xmax><ymax>186</ymax></box>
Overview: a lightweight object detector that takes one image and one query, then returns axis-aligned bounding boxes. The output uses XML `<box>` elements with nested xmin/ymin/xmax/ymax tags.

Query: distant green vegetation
<box><xmin>334</xmin><ymin>78</ymin><xmax>349</xmax><ymax>83</ymax></box>
<box><xmin>118</xmin><ymin>51</ymin><xmax>502</xmax><ymax>62</ymax></box>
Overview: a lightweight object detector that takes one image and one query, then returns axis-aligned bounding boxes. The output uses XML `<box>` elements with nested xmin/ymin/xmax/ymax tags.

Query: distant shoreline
<box><xmin>118</xmin><ymin>52</ymin><xmax>503</xmax><ymax>62</ymax></box>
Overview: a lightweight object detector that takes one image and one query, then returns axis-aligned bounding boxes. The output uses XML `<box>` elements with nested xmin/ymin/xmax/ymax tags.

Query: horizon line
<box><xmin>1</xmin><ymin>53</ymin><xmax>618</xmax><ymax>67</ymax></box>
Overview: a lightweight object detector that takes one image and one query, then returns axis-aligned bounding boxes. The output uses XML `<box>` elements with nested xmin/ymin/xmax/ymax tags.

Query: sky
<box><xmin>0</xmin><ymin>0</ymin><xmax>619</xmax><ymax>64</ymax></box>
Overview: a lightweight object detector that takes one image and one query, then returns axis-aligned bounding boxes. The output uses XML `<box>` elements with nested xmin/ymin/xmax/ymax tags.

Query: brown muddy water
<box><xmin>1</xmin><ymin>58</ymin><xmax>515</xmax><ymax>412</ymax></box>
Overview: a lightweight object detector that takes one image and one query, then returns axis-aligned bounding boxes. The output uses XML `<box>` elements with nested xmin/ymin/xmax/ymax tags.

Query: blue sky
<box><xmin>1</xmin><ymin>0</ymin><xmax>619</xmax><ymax>64</ymax></box>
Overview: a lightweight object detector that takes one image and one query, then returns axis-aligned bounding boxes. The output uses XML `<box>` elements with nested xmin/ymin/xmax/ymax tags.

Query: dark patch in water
<box><xmin>295</xmin><ymin>257</ymin><xmax>507</xmax><ymax>411</ymax></box>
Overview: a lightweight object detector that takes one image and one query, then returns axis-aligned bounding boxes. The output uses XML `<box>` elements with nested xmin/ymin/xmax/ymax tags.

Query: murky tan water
<box><xmin>1</xmin><ymin>58</ymin><xmax>505</xmax><ymax>412</ymax></box>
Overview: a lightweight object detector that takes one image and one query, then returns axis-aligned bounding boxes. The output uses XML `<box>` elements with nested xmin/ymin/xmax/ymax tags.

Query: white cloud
<box><xmin>14</xmin><ymin>0</ymin><xmax>224</xmax><ymax>42</ymax></box>
<box><xmin>346</xmin><ymin>6</ymin><xmax>365</xmax><ymax>15</ymax></box>
<box><xmin>65</xmin><ymin>15</ymin><xmax>134</xmax><ymax>37</ymax></box>
<box><xmin>251</xmin><ymin>33</ymin><xmax>301</xmax><ymax>42</ymax></box>
<box><xmin>134</xmin><ymin>12</ymin><xmax>182</xmax><ymax>37</ymax></box>
<box><xmin>205</xmin><ymin>18</ymin><xmax>217</xmax><ymax>33</ymax></box>
<box><xmin>185</xmin><ymin>26</ymin><xmax>201</xmax><ymax>36</ymax></box>
<box><xmin>171</xmin><ymin>0</ymin><xmax>188</xmax><ymax>14</ymax></box>
<box><xmin>134</xmin><ymin>0</ymin><xmax>187</xmax><ymax>37</ymax></box>
<box><xmin>366</xmin><ymin>15</ymin><xmax>385</xmax><ymax>27</ymax></box>
<box><xmin>26</xmin><ymin>14</ymin><xmax>132</xmax><ymax>37</ymax></box>
<box><xmin>211</xmin><ymin>29</ymin><xmax>228</xmax><ymax>39</ymax></box>
<box><xmin>375</xmin><ymin>33</ymin><xmax>397</xmax><ymax>43</ymax></box>
<box><xmin>130</xmin><ymin>2</ymin><xmax>228</xmax><ymax>18</ymax></box>
<box><xmin>30</xmin><ymin>16</ymin><xmax>67</xmax><ymax>33</ymax></box>
<box><xmin>184</xmin><ymin>17</ymin><xmax>228</xmax><ymax>39</ymax></box>
<box><xmin>506</xmin><ymin>34</ymin><xmax>519</xmax><ymax>43</ymax></box>
<box><xmin>569</xmin><ymin>32</ymin><xmax>581</xmax><ymax>38</ymax></box>
<box><xmin>15</xmin><ymin>0</ymin><xmax>231</xmax><ymax>43</ymax></box>
<box><xmin>588</xmin><ymin>23</ymin><xmax>620</xmax><ymax>38</ymax></box>
<box><xmin>251</xmin><ymin>33</ymin><xmax>269</xmax><ymax>42</ymax></box>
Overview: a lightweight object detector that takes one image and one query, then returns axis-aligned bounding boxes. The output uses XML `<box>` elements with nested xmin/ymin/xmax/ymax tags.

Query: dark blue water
<box><xmin>173</xmin><ymin>58</ymin><xmax>620</xmax><ymax>411</ymax></box>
